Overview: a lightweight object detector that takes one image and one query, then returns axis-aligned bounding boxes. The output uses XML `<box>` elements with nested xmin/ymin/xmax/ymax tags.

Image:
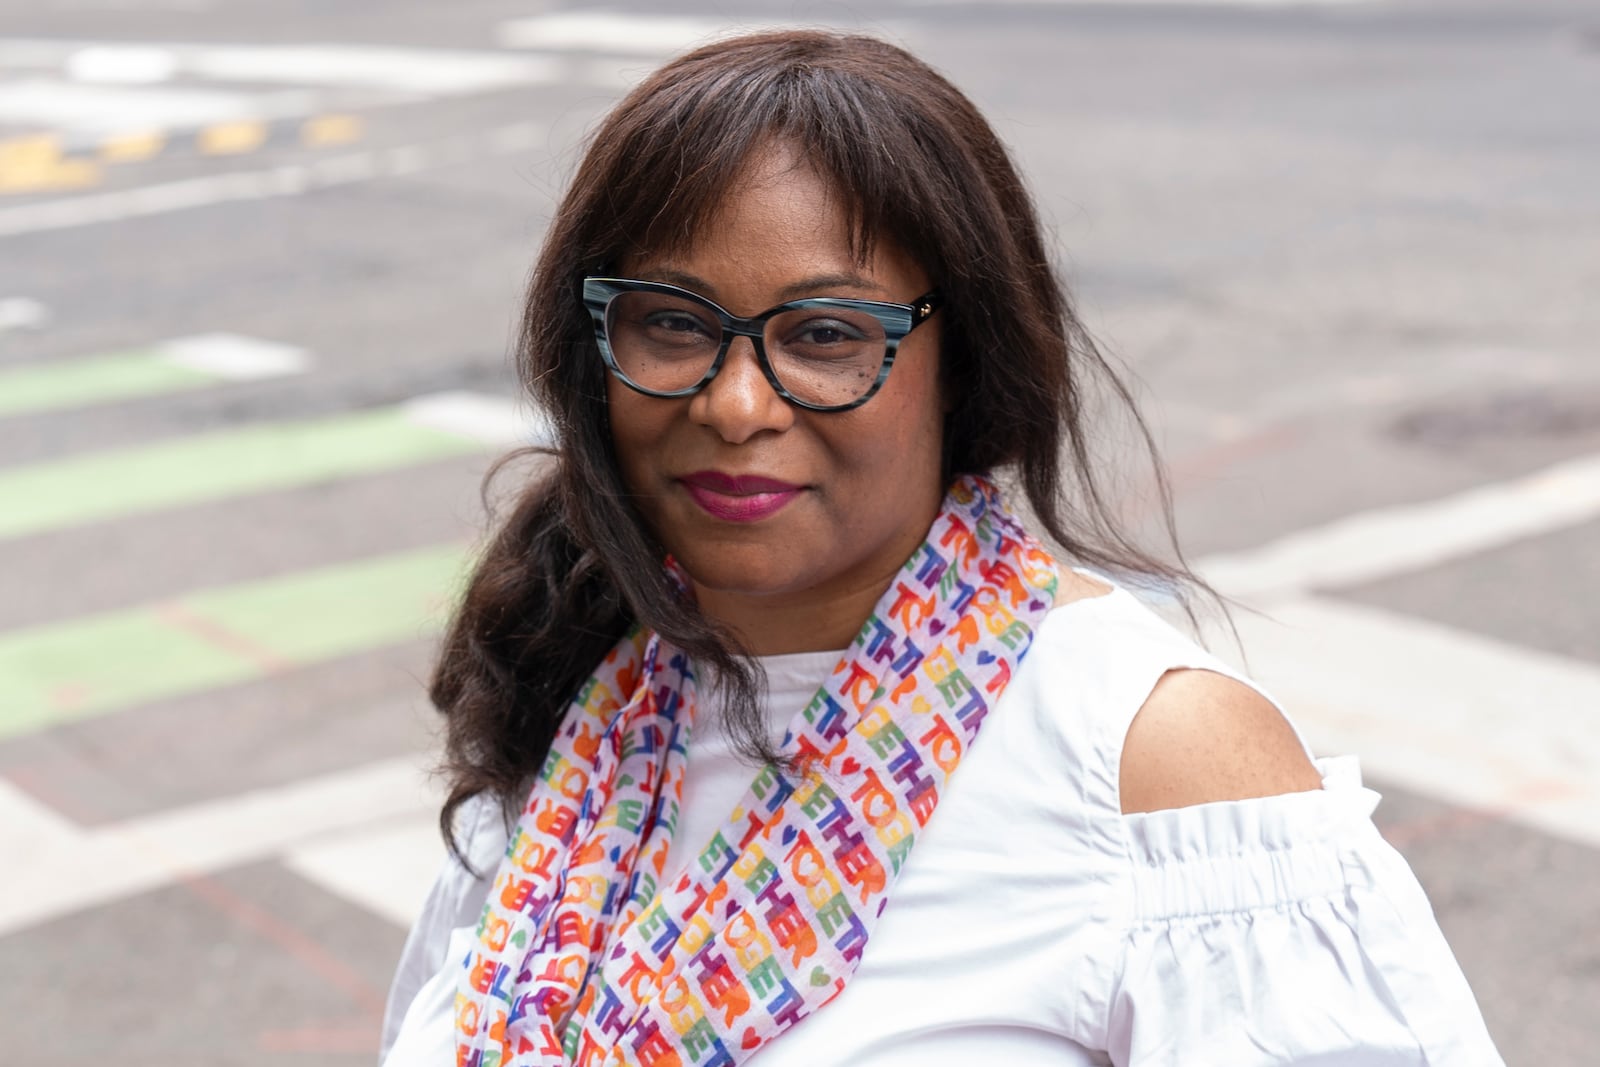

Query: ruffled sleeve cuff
<box><xmin>1102</xmin><ymin>757</ymin><xmax>1504</xmax><ymax>1066</ymax></box>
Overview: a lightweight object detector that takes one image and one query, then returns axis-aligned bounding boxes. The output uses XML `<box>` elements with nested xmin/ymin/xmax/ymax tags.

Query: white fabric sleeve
<box><xmin>1103</xmin><ymin>757</ymin><xmax>1504</xmax><ymax>1066</ymax></box>
<box><xmin>378</xmin><ymin>795</ymin><xmax>503</xmax><ymax>1065</ymax></box>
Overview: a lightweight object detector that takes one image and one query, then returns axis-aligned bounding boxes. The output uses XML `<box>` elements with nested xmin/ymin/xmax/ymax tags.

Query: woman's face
<box><xmin>608</xmin><ymin>142</ymin><xmax>947</xmax><ymax>651</ymax></box>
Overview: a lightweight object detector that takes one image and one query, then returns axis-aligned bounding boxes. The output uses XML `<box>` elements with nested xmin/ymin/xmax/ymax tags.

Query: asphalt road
<box><xmin>1</xmin><ymin>1</ymin><xmax>1597</xmax><ymax>1063</ymax></box>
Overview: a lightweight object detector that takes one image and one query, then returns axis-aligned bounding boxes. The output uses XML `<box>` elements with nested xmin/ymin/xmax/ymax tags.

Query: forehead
<box><xmin>623</xmin><ymin>142</ymin><xmax>927</xmax><ymax>303</ymax></box>
<box><xmin>696</xmin><ymin>158</ymin><xmax>849</xmax><ymax>261</ymax></box>
<box><xmin>634</xmin><ymin>145</ymin><xmax>851</xmax><ymax>258</ymax></box>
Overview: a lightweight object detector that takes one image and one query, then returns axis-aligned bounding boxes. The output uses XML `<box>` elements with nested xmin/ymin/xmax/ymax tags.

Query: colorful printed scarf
<box><xmin>456</xmin><ymin>475</ymin><xmax>1059</xmax><ymax>1066</ymax></box>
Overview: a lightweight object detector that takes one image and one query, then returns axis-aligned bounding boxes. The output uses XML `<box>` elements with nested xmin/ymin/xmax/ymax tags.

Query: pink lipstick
<box><xmin>679</xmin><ymin>471</ymin><xmax>803</xmax><ymax>523</ymax></box>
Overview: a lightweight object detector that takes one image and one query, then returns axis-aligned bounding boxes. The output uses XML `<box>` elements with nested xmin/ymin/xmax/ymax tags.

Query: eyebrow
<box><xmin>637</xmin><ymin>268</ymin><xmax>889</xmax><ymax>304</ymax></box>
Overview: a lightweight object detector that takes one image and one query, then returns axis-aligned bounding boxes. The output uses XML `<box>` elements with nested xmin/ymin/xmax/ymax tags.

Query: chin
<box><xmin>673</xmin><ymin>540</ymin><xmax>818</xmax><ymax>600</ymax></box>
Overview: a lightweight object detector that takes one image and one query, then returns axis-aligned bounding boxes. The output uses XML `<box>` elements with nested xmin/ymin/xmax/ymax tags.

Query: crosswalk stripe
<box><xmin>0</xmin><ymin>78</ymin><xmax>317</xmax><ymax>137</ymax></box>
<box><xmin>0</xmin><ymin>393</ymin><xmax>527</xmax><ymax>540</ymax></box>
<box><xmin>0</xmin><ymin>756</ymin><xmax>435</xmax><ymax>936</ymax></box>
<box><xmin>496</xmin><ymin>13</ymin><xmax>799</xmax><ymax>54</ymax></box>
<box><xmin>0</xmin><ymin>39</ymin><xmax>564</xmax><ymax>97</ymax></box>
<box><xmin>0</xmin><ymin>333</ymin><xmax>309</xmax><ymax>418</ymax></box>
<box><xmin>179</xmin><ymin>43</ymin><xmax>558</xmax><ymax>94</ymax></box>
<box><xmin>282</xmin><ymin>815</ymin><xmax>444</xmax><ymax>927</ymax></box>
<box><xmin>158</xmin><ymin>333</ymin><xmax>313</xmax><ymax>379</ymax></box>
<box><xmin>904</xmin><ymin>0</ymin><xmax>1382</xmax><ymax>6</ymax></box>
<box><xmin>1197</xmin><ymin>450</ymin><xmax>1600</xmax><ymax>601</ymax></box>
<box><xmin>65</xmin><ymin>44</ymin><xmax>179</xmax><ymax>85</ymax></box>
<box><xmin>0</xmin><ymin>296</ymin><xmax>50</xmax><ymax>333</ymax></box>
<box><xmin>0</xmin><ymin>776</ymin><xmax>85</xmax><ymax>856</ymax></box>
<box><xmin>402</xmin><ymin>390</ymin><xmax>553</xmax><ymax>450</ymax></box>
<box><xmin>0</xmin><ymin>542</ymin><xmax>467</xmax><ymax>740</ymax></box>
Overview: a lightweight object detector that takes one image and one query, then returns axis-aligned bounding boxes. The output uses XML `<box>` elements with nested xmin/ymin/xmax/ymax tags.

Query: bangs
<box><xmin>573</xmin><ymin>32</ymin><xmax>955</xmax><ymax>272</ymax></box>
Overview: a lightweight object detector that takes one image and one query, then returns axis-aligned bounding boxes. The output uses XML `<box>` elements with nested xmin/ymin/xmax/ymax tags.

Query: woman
<box><xmin>382</xmin><ymin>30</ymin><xmax>1502</xmax><ymax>1067</ymax></box>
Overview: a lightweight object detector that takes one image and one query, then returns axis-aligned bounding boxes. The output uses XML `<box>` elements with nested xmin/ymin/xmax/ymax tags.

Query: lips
<box><xmin>678</xmin><ymin>470</ymin><xmax>804</xmax><ymax>523</ymax></box>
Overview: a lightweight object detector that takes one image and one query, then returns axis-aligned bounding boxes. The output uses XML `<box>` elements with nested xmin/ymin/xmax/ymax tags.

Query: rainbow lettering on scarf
<box><xmin>456</xmin><ymin>475</ymin><xmax>1058</xmax><ymax>1066</ymax></box>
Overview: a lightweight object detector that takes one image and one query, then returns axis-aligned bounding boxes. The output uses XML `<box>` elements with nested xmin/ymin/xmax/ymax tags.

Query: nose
<box><xmin>687</xmin><ymin>335</ymin><xmax>794</xmax><ymax>443</ymax></box>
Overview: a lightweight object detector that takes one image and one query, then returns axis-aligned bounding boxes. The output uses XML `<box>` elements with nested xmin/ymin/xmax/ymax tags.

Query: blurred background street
<box><xmin>1</xmin><ymin>0</ymin><xmax>1597</xmax><ymax>1062</ymax></box>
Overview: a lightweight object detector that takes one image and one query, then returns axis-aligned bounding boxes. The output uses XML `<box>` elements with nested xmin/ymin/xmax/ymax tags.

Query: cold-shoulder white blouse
<box><xmin>381</xmin><ymin>576</ymin><xmax>1503</xmax><ymax>1066</ymax></box>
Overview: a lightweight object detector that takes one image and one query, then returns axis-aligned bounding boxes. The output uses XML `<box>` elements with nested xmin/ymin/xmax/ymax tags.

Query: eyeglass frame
<box><xmin>580</xmin><ymin>276</ymin><xmax>943</xmax><ymax>413</ymax></box>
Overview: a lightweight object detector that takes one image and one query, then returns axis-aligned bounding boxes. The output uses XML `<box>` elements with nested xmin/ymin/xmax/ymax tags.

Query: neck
<box><xmin>693</xmin><ymin>576</ymin><xmax>887</xmax><ymax>656</ymax></box>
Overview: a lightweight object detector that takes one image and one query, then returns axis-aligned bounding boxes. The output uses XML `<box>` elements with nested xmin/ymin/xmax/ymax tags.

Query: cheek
<box><xmin>829</xmin><ymin>355</ymin><xmax>946</xmax><ymax>491</ymax></box>
<box><xmin>886</xmin><ymin>350</ymin><xmax>946</xmax><ymax>456</ymax></box>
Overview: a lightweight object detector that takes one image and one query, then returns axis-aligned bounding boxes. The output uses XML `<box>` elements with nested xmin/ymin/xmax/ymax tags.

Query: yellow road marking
<box><xmin>3</xmin><ymin>112</ymin><xmax>370</xmax><ymax>195</ymax></box>
<box><xmin>101</xmin><ymin>130</ymin><xmax>166</xmax><ymax>164</ymax></box>
<box><xmin>0</xmin><ymin>135</ymin><xmax>62</xmax><ymax>168</ymax></box>
<box><xmin>198</xmin><ymin>121</ymin><xmax>267</xmax><ymax>155</ymax></box>
<box><xmin>302</xmin><ymin>114</ymin><xmax>363</xmax><ymax>147</ymax></box>
<box><xmin>0</xmin><ymin>136</ymin><xmax>101</xmax><ymax>194</ymax></box>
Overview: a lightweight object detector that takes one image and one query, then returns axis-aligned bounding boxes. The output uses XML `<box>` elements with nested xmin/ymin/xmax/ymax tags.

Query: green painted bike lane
<box><xmin>0</xmin><ymin>334</ymin><xmax>308</xmax><ymax>418</ymax></box>
<box><xmin>0</xmin><ymin>406</ymin><xmax>489</xmax><ymax>540</ymax></box>
<box><xmin>0</xmin><ymin>543</ymin><xmax>469</xmax><ymax>740</ymax></box>
<box><xmin>0</xmin><ymin>351</ymin><xmax>216</xmax><ymax>417</ymax></box>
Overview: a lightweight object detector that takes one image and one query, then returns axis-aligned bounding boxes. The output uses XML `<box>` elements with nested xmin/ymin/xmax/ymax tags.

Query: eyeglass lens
<box><xmin>603</xmin><ymin>291</ymin><xmax>890</xmax><ymax>408</ymax></box>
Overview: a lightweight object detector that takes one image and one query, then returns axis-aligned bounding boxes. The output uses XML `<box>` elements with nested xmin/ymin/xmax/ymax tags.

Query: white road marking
<box><xmin>0</xmin><ymin>776</ymin><xmax>85</xmax><ymax>856</ymax></box>
<box><xmin>497</xmin><ymin>13</ymin><xmax>804</xmax><ymax>54</ymax></box>
<box><xmin>1196</xmin><ymin>450</ymin><xmax>1600</xmax><ymax>600</ymax></box>
<box><xmin>0</xmin><ymin>40</ymin><xmax>565</xmax><ymax>97</ymax></box>
<box><xmin>1209</xmin><ymin>595</ymin><xmax>1600</xmax><ymax>850</ymax></box>
<box><xmin>55</xmin><ymin>0</ymin><xmax>212</xmax><ymax>10</ymax></box>
<box><xmin>0</xmin><ymin>79</ymin><xmax>318</xmax><ymax>136</ymax></box>
<box><xmin>908</xmin><ymin>0</ymin><xmax>1380</xmax><ymax>6</ymax></box>
<box><xmin>0</xmin><ymin>120</ymin><xmax>546</xmax><ymax>238</ymax></box>
<box><xmin>64</xmin><ymin>45</ymin><xmax>180</xmax><ymax>85</ymax></box>
<box><xmin>0</xmin><ymin>296</ymin><xmax>50</xmax><ymax>332</ymax></box>
<box><xmin>158</xmin><ymin>332</ymin><xmax>311</xmax><ymax>380</ymax></box>
<box><xmin>282</xmin><ymin>815</ymin><xmax>445</xmax><ymax>927</ymax></box>
<box><xmin>401</xmin><ymin>391</ymin><xmax>554</xmax><ymax>448</ymax></box>
<box><xmin>0</xmin><ymin>757</ymin><xmax>437</xmax><ymax>936</ymax></box>
<box><xmin>180</xmin><ymin>44</ymin><xmax>561</xmax><ymax>96</ymax></box>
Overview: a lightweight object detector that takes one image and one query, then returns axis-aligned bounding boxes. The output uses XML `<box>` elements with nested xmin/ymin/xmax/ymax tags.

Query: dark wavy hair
<box><xmin>429</xmin><ymin>29</ymin><xmax>1208</xmax><ymax>860</ymax></box>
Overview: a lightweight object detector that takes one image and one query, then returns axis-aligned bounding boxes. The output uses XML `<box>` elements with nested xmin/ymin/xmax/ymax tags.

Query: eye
<box><xmin>788</xmin><ymin>318</ymin><xmax>869</xmax><ymax>347</ymax></box>
<box><xmin>634</xmin><ymin>307</ymin><xmax>720</xmax><ymax>349</ymax></box>
<box><xmin>646</xmin><ymin>311</ymin><xmax>714</xmax><ymax>336</ymax></box>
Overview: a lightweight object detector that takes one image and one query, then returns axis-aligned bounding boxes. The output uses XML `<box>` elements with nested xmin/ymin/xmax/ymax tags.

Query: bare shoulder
<box><xmin>1053</xmin><ymin>568</ymin><xmax>1114</xmax><ymax>607</ymax></box>
<box><xmin>1038</xmin><ymin>569</ymin><xmax>1320</xmax><ymax>814</ymax></box>
<box><xmin>1118</xmin><ymin>667</ymin><xmax>1324</xmax><ymax>815</ymax></box>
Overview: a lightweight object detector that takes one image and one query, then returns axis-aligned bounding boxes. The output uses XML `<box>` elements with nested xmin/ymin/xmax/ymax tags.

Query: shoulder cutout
<box><xmin>1054</xmin><ymin>568</ymin><xmax>1113</xmax><ymax>608</ymax></box>
<box><xmin>1118</xmin><ymin>668</ymin><xmax>1324</xmax><ymax>815</ymax></box>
